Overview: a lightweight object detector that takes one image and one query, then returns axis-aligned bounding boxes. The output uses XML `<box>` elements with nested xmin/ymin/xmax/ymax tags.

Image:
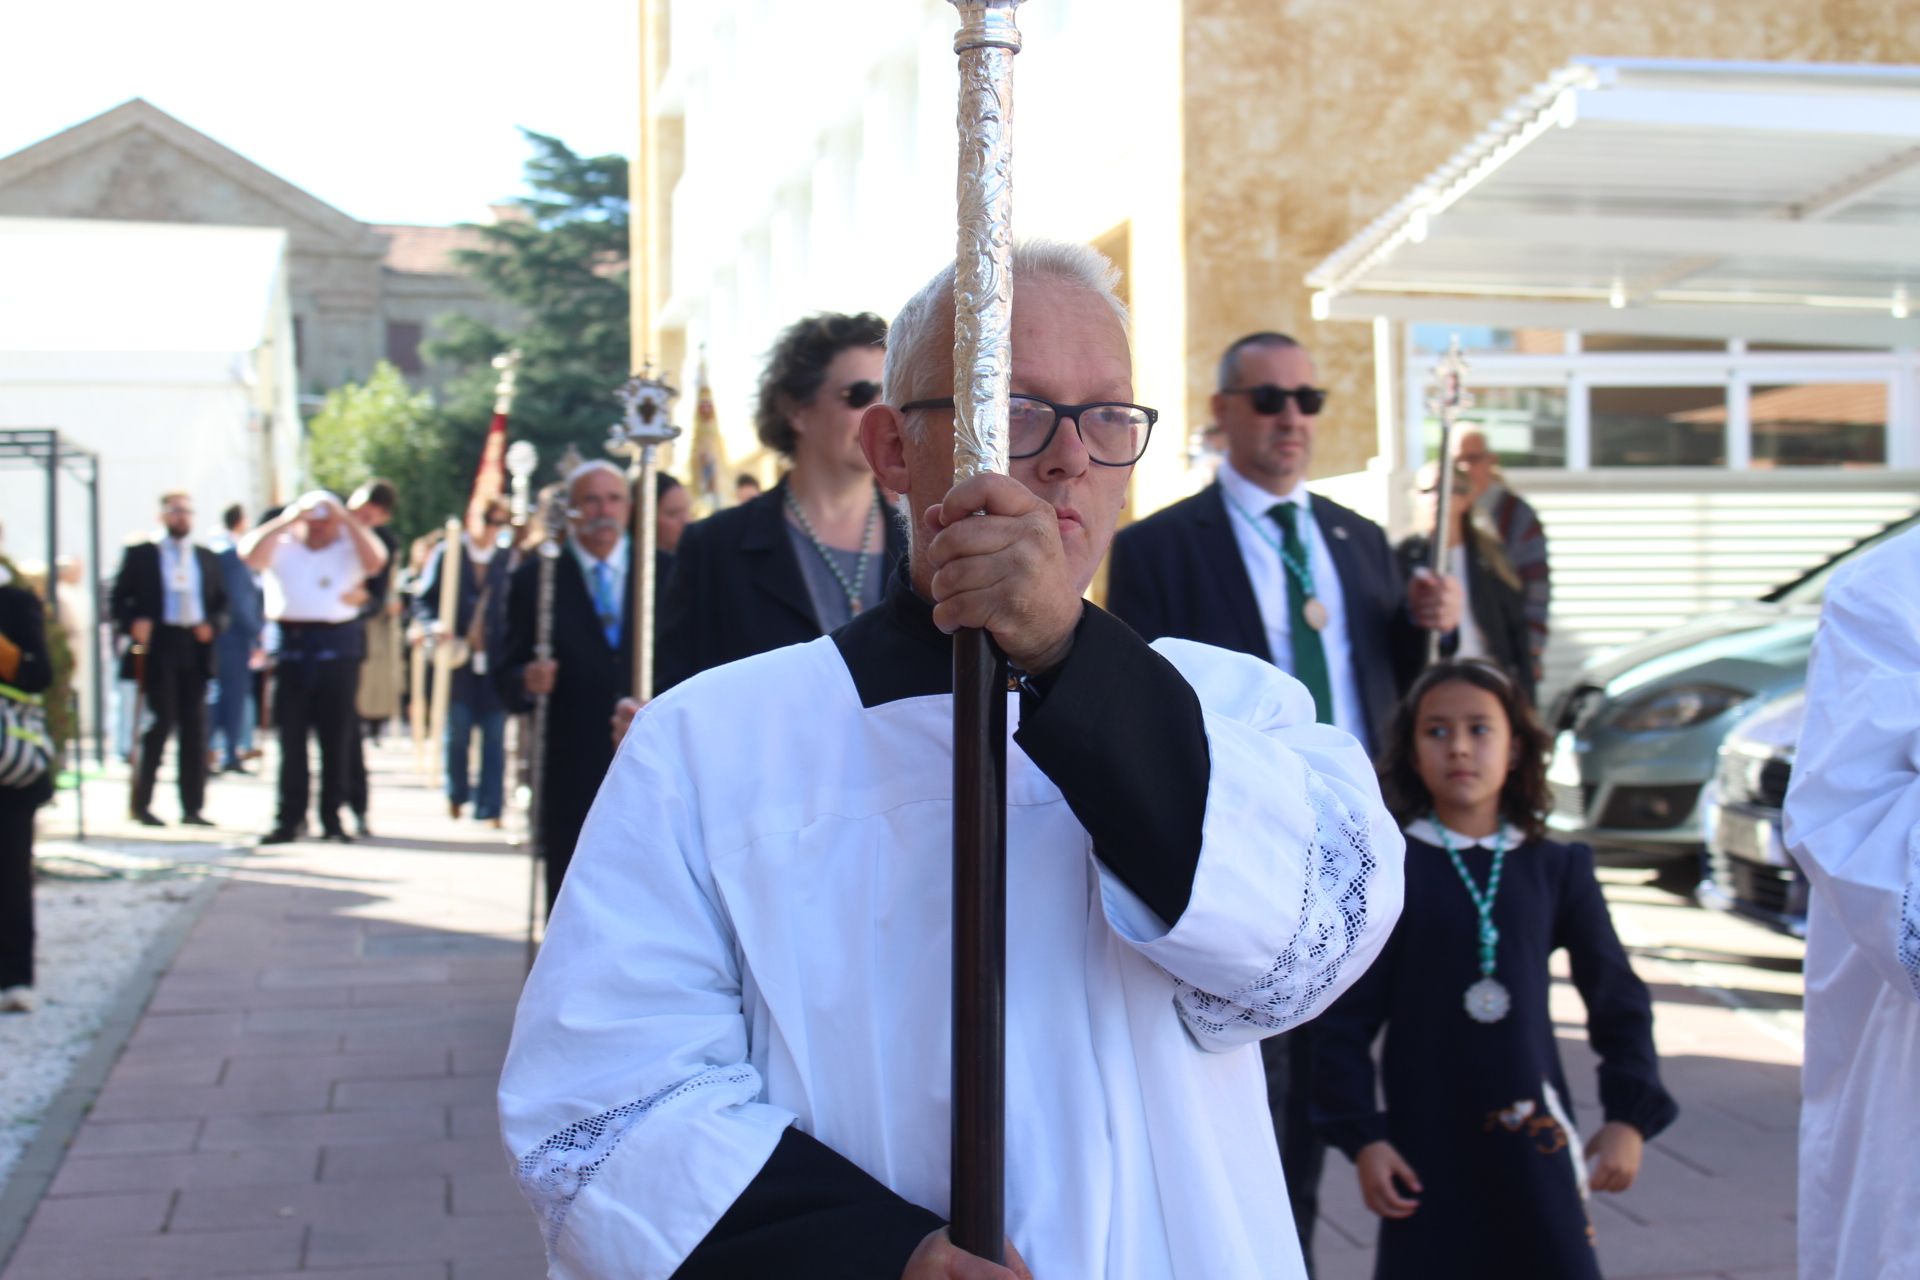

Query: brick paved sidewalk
<box><xmin>2</xmin><ymin>740</ymin><xmax>546</xmax><ymax>1280</ymax></box>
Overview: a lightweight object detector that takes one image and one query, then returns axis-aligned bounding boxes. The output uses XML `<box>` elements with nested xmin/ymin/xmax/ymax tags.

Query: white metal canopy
<box><xmin>1307</xmin><ymin>58</ymin><xmax>1920</xmax><ymax>347</ymax></box>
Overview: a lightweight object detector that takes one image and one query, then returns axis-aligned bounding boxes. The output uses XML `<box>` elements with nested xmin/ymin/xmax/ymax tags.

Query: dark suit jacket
<box><xmin>1394</xmin><ymin>530</ymin><xmax>1537</xmax><ymax>705</ymax></box>
<box><xmin>497</xmin><ymin>547</ymin><xmax>634</xmax><ymax>843</ymax></box>
<box><xmin>1104</xmin><ymin>482</ymin><xmax>1425</xmax><ymax>749</ymax></box>
<box><xmin>657</xmin><ymin>479</ymin><xmax>909</xmax><ymax>692</ymax></box>
<box><xmin>111</xmin><ymin>539</ymin><xmax>228</xmax><ymax>681</ymax></box>
<box><xmin>415</xmin><ymin>539</ymin><xmax>504</xmax><ymax>712</ymax></box>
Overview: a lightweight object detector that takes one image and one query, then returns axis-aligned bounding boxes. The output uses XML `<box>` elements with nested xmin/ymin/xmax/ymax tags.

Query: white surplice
<box><xmin>1783</xmin><ymin>524</ymin><xmax>1920</xmax><ymax>1280</ymax></box>
<box><xmin>498</xmin><ymin>628</ymin><xmax>1404</xmax><ymax>1279</ymax></box>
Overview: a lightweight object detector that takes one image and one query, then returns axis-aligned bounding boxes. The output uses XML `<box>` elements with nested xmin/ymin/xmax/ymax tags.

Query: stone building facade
<box><xmin>0</xmin><ymin>98</ymin><xmax>519</xmax><ymax>402</ymax></box>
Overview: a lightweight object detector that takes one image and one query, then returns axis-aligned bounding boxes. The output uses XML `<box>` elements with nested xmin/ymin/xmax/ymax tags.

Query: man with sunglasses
<box><xmin>1106</xmin><ymin>330</ymin><xmax>1460</xmax><ymax>1275</ymax></box>
<box><xmin>113</xmin><ymin>491</ymin><xmax>229</xmax><ymax>827</ymax></box>
<box><xmin>502</xmin><ymin>243</ymin><xmax>1403</xmax><ymax>1280</ymax></box>
<box><xmin>656</xmin><ymin>311</ymin><xmax>908</xmax><ymax>693</ymax></box>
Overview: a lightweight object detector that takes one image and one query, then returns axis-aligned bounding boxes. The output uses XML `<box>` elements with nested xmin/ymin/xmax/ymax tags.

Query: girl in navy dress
<box><xmin>1312</xmin><ymin>659</ymin><xmax>1677</xmax><ymax>1279</ymax></box>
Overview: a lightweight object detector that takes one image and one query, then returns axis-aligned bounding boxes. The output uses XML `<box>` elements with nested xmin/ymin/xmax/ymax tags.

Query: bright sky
<box><xmin>1</xmin><ymin>0</ymin><xmax>639</xmax><ymax>226</ymax></box>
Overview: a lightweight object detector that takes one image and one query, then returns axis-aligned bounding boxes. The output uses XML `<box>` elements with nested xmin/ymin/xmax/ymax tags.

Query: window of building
<box><xmin>1422</xmin><ymin>386</ymin><xmax>1567</xmax><ymax>468</ymax></box>
<box><xmin>386</xmin><ymin>321</ymin><xmax>424</xmax><ymax>374</ymax></box>
<box><xmin>1592</xmin><ymin>386</ymin><xmax>1727</xmax><ymax>467</ymax></box>
<box><xmin>1748</xmin><ymin>383</ymin><xmax>1888</xmax><ymax>468</ymax></box>
<box><xmin>1412</xmin><ymin>324</ymin><xmax>1567</xmax><ymax>356</ymax></box>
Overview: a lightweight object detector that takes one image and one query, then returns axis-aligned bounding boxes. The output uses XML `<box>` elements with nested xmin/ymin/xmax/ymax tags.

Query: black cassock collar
<box><xmin>831</xmin><ymin>564</ymin><xmax>954</xmax><ymax>708</ymax></box>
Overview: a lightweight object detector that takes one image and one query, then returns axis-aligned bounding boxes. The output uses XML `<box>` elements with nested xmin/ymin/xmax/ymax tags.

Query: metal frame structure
<box><xmin>1310</xmin><ymin>58</ymin><xmax>1920</xmax><ymax>350</ymax></box>
<box><xmin>0</xmin><ymin>428</ymin><xmax>104</xmax><ymax>765</ymax></box>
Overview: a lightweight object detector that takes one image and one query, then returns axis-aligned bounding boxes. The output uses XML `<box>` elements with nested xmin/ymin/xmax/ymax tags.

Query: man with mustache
<box><xmin>498</xmin><ymin>460</ymin><xmax>634</xmax><ymax>914</ymax></box>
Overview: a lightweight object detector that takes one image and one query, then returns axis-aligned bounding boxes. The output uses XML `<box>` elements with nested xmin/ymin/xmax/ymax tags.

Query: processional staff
<box><xmin>1425</xmin><ymin>335</ymin><xmax>1472</xmax><ymax>665</ymax></box>
<box><xmin>505</xmin><ymin>439</ymin><xmax>544</xmax><ymax>963</ymax></box>
<box><xmin>947</xmin><ymin>0</ymin><xmax>1021</xmax><ymax>1263</ymax></box>
<box><xmin>606</xmin><ymin>370</ymin><xmax>682</xmax><ymax>703</ymax></box>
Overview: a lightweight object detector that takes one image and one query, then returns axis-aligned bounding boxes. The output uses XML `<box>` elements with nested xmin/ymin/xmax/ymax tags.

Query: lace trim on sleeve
<box><xmin>1173</xmin><ymin>768</ymin><xmax>1377</xmax><ymax>1037</ymax></box>
<box><xmin>514</xmin><ymin>1064</ymin><xmax>759</xmax><ymax>1248</ymax></box>
<box><xmin>1901</xmin><ymin>827</ymin><xmax>1920</xmax><ymax>1001</ymax></box>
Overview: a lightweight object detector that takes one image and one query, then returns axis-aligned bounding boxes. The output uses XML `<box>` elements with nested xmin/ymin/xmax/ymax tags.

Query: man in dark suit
<box><xmin>113</xmin><ymin>491</ymin><xmax>228</xmax><ymax>826</ymax></box>
<box><xmin>499</xmin><ymin>461</ymin><xmax>636</xmax><ymax>915</ymax></box>
<box><xmin>1105</xmin><ymin>330</ymin><xmax>1460</xmax><ymax>1276</ymax></box>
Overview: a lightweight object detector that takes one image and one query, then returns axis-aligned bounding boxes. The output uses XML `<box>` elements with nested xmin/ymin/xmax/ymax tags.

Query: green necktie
<box><xmin>1270</xmin><ymin>503</ymin><xmax>1334</xmax><ymax>725</ymax></box>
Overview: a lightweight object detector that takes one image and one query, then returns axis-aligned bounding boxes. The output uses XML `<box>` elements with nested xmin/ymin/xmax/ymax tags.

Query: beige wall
<box><xmin>1180</xmin><ymin>0</ymin><xmax>1920</xmax><ymax>486</ymax></box>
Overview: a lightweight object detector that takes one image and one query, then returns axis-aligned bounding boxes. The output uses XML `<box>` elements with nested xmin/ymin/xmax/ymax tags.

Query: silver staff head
<box><xmin>607</xmin><ymin>365</ymin><xmax>684</xmax><ymax>457</ymax></box>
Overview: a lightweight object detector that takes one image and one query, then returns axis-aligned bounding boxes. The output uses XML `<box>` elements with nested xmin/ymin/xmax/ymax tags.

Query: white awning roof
<box><xmin>1306</xmin><ymin>58</ymin><xmax>1920</xmax><ymax>347</ymax></box>
<box><xmin>0</xmin><ymin>216</ymin><xmax>288</xmax><ymax>356</ymax></box>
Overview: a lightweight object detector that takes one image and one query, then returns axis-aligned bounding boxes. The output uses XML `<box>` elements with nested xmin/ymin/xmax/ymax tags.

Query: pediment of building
<box><xmin>0</xmin><ymin>99</ymin><xmax>388</xmax><ymax>257</ymax></box>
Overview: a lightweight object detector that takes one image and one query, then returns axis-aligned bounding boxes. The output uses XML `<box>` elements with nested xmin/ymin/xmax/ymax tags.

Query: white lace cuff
<box><xmin>513</xmin><ymin>1064</ymin><xmax>759</xmax><ymax>1248</ymax></box>
<box><xmin>1900</xmin><ymin>825</ymin><xmax>1920</xmax><ymax>1002</ymax></box>
<box><xmin>1174</xmin><ymin>769</ymin><xmax>1379</xmax><ymax>1038</ymax></box>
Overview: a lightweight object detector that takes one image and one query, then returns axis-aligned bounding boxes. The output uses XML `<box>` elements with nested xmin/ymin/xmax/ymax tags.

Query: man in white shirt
<box><xmin>499</xmin><ymin>245</ymin><xmax>1405</xmax><ymax>1279</ymax></box>
<box><xmin>241</xmin><ymin>491</ymin><xmax>387</xmax><ymax>844</ymax></box>
<box><xmin>1783</xmin><ymin>524</ymin><xmax>1920</xmax><ymax>1279</ymax></box>
<box><xmin>1105</xmin><ymin>330</ymin><xmax>1462</xmax><ymax>1274</ymax></box>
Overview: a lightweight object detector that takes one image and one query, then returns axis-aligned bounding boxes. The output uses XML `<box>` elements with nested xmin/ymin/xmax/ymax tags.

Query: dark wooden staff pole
<box><xmin>947</xmin><ymin>0</ymin><xmax>1021</xmax><ymax>1263</ymax></box>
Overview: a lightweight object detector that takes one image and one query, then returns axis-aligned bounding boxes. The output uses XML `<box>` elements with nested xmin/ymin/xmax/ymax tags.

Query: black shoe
<box><xmin>351</xmin><ymin>814</ymin><xmax>372</xmax><ymax>839</ymax></box>
<box><xmin>131</xmin><ymin>810</ymin><xmax>164</xmax><ymax>827</ymax></box>
<box><xmin>221</xmin><ymin>761</ymin><xmax>252</xmax><ymax>775</ymax></box>
<box><xmin>321</xmin><ymin>828</ymin><xmax>354</xmax><ymax>844</ymax></box>
<box><xmin>179</xmin><ymin>813</ymin><xmax>216</xmax><ymax>827</ymax></box>
<box><xmin>259</xmin><ymin>827</ymin><xmax>300</xmax><ymax>845</ymax></box>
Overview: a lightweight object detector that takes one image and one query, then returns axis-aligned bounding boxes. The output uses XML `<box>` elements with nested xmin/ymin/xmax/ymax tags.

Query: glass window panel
<box><xmin>1579</xmin><ymin>333</ymin><xmax>1727</xmax><ymax>353</ymax></box>
<box><xmin>1592</xmin><ymin>386</ymin><xmax>1727</xmax><ymax>466</ymax></box>
<box><xmin>1748</xmin><ymin>383</ymin><xmax>1887</xmax><ymax>469</ymax></box>
<box><xmin>1422</xmin><ymin>386</ymin><xmax>1567</xmax><ymax>468</ymax></box>
<box><xmin>1411</xmin><ymin>324</ymin><xmax>1567</xmax><ymax>356</ymax></box>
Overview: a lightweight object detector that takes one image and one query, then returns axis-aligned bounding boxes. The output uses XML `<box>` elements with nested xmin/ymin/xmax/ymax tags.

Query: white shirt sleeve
<box><xmin>1099</xmin><ymin>638</ymin><xmax>1406</xmax><ymax>1050</ymax></box>
<box><xmin>497</xmin><ymin>710</ymin><xmax>794</xmax><ymax>1278</ymax></box>
<box><xmin>1784</xmin><ymin>533</ymin><xmax>1920</xmax><ymax>1004</ymax></box>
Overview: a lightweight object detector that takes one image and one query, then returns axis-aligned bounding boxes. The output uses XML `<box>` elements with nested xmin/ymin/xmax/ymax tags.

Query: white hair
<box><xmin>883</xmin><ymin>240</ymin><xmax>1131</xmax><ymax>439</ymax></box>
<box><xmin>565</xmin><ymin>458</ymin><xmax>626</xmax><ymax>499</ymax></box>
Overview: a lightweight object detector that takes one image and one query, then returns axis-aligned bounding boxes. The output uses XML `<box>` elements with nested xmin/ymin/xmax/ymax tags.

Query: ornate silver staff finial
<box><xmin>505</xmin><ymin>440</ymin><xmax>538</xmax><ymax>526</ymax></box>
<box><xmin>949</xmin><ymin>0</ymin><xmax>1022</xmax><ymax>485</ymax></box>
<box><xmin>606</xmin><ymin>364</ymin><xmax>684</xmax><ymax>456</ymax></box>
<box><xmin>1423</xmin><ymin>334</ymin><xmax>1473</xmax><ymax>665</ymax></box>
<box><xmin>1426</xmin><ymin>334</ymin><xmax>1475</xmax><ymax>423</ymax></box>
<box><xmin>605</xmin><ymin>365</ymin><xmax>683</xmax><ymax>704</ymax></box>
<box><xmin>557</xmin><ymin>443</ymin><xmax>584</xmax><ymax>483</ymax></box>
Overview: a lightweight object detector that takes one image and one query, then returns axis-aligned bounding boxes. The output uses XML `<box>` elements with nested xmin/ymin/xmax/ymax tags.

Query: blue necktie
<box><xmin>593</xmin><ymin>561</ymin><xmax>621</xmax><ymax>649</ymax></box>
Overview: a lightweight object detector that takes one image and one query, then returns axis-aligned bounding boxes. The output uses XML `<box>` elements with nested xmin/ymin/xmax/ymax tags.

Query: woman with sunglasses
<box><xmin>657</xmin><ymin>311</ymin><xmax>907</xmax><ymax>692</ymax></box>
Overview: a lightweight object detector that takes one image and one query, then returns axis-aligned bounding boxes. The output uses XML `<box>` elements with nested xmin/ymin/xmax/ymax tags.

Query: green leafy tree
<box><xmin>429</xmin><ymin>130</ymin><xmax>632</xmax><ymax>486</ymax></box>
<box><xmin>306</xmin><ymin>362</ymin><xmax>458</xmax><ymax>546</ymax></box>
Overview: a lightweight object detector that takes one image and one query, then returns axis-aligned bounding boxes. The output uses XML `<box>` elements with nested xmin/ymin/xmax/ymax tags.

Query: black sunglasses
<box><xmin>1223</xmin><ymin>383</ymin><xmax>1328</xmax><ymax>416</ymax></box>
<box><xmin>838</xmin><ymin>380</ymin><xmax>882</xmax><ymax>410</ymax></box>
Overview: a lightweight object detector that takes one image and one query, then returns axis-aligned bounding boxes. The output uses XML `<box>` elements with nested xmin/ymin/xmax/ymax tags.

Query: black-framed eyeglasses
<box><xmin>897</xmin><ymin>395</ymin><xmax>1157</xmax><ymax>466</ymax></box>
<box><xmin>1223</xmin><ymin>383</ymin><xmax>1328</xmax><ymax>416</ymax></box>
<box><xmin>838</xmin><ymin>380</ymin><xmax>882</xmax><ymax>410</ymax></box>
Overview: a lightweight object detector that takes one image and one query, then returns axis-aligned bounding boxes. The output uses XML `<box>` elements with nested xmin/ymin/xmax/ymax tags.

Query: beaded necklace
<box><xmin>1434</xmin><ymin>820</ymin><xmax>1512</xmax><ymax>1023</ymax></box>
<box><xmin>785</xmin><ymin>485</ymin><xmax>882</xmax><ymax>618</ymax></box>
<box><xmin>1218</xmin><ymin>487</ymin><xmax>1329</xmax><ymax>632</ymax></box>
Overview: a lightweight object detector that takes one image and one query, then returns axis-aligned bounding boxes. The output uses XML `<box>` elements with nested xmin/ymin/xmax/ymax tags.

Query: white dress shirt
<box><xmin>158</xmin><ymin>536</ymin><xmax>204</xmax><ymax>627</ymax></box>
<box><xmin>1216</xmin><ymin>459</ymin><xmax>1371</xmax><ymax>750</ymax></box>
<box><xmin>1448</xmin><ymin>544</ymin><xmax>1488</xmax><ymax>661</ymax></box>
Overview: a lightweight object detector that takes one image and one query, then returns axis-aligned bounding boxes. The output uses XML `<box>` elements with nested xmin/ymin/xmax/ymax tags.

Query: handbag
<box><xmin>0</xmin><ymin>681</ymin><xmax>51</xmax><ymax>789</ymax></box>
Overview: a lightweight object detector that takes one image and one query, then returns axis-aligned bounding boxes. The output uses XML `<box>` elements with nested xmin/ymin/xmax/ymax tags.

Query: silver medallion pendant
<box><xmin>318</xmin><ymin>577</ymin><xmax>332</xmax><ymax>590</ymax></box>
<box><xmin>1464</xmin><ymin>977</ymin><xmax>1511</xmax><ymax>1024</ymax></box>
<box><xmin>1302</xmin><ymin>596</ymin><xmax>1330</xmax><ymax>632</ymax></box>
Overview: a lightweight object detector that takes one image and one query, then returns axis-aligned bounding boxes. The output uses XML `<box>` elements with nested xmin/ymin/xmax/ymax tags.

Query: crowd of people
<box><xmin>4</xmin><ymin>238</ymin><xmax>1909</xmax><ymax>1278</ymax></box>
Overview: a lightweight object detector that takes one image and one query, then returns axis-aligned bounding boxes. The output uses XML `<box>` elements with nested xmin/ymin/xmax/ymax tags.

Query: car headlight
<box><xmin>1606</xmin><ymin>683</ymin><xmax>1749</xmax><ymax>732</ymax></box>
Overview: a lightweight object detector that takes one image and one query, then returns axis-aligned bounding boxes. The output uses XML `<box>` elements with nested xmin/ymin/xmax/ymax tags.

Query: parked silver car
<box><xmin>1697</xmin><ymin>689</ymin><xmax>1808</xmax><ymax>937</ymax></box>
<box><xmin>1545</xmin><ymin>511</ymin><xmax>1917</xmax><ymax>862</ymax></box>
